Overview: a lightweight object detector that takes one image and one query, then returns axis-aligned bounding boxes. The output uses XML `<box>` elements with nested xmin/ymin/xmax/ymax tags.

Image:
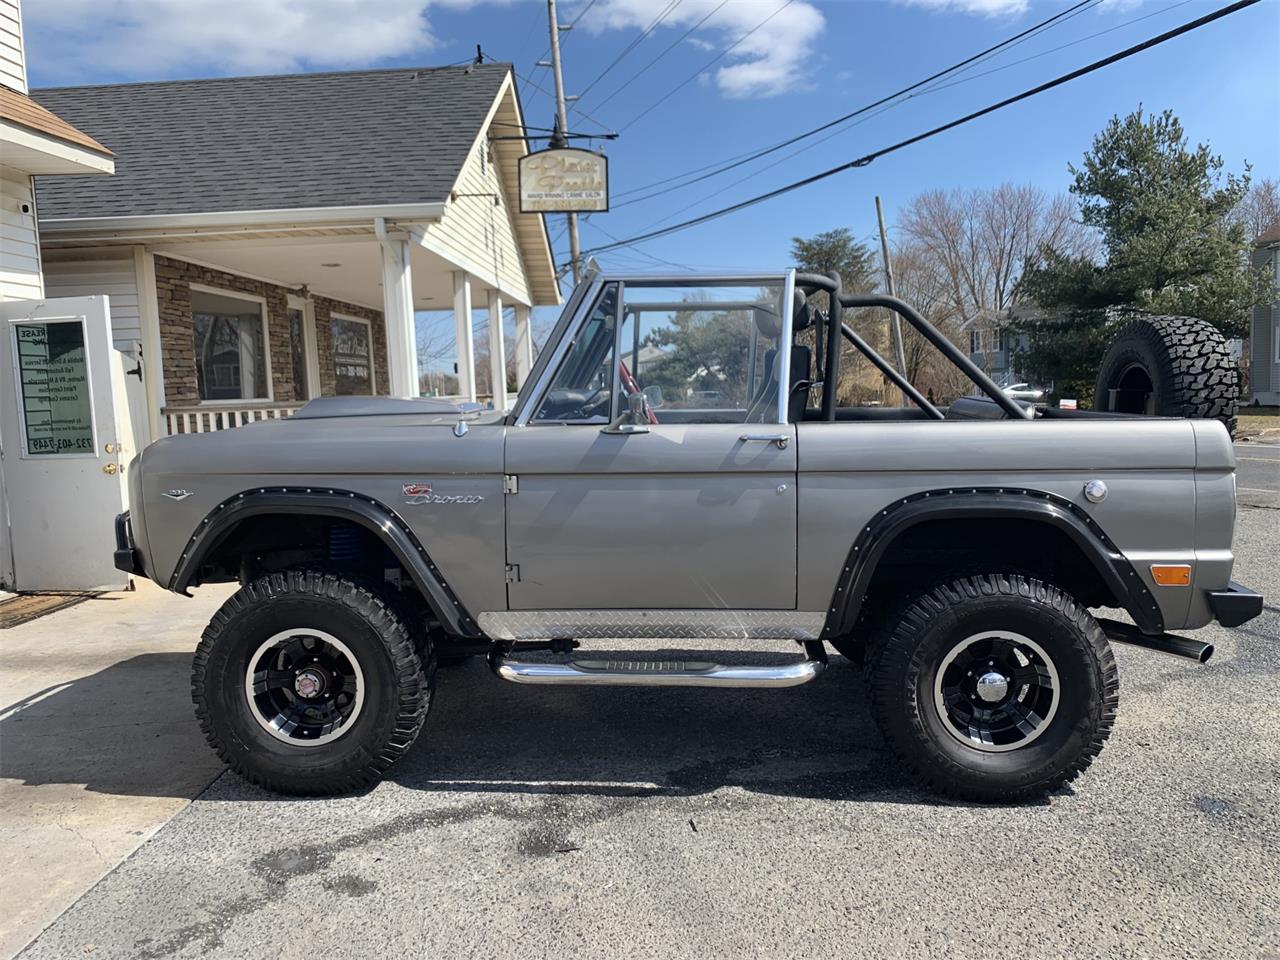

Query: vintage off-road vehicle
<box><xmin>115</xmin><ymin>268</ymin><xmax>1262</xmax><ymax>801</ymax></box>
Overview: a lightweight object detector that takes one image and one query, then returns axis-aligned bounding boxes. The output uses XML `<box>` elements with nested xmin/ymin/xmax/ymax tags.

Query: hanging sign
<box><xmin>518</xmin><ymin>148</ymin><xmax>609</xmax><ymax>213</ymax></box>
<box><xmin>13</xmin><ymin>320</ymin><xmax>96</xmax><ymax>456</ymax></box>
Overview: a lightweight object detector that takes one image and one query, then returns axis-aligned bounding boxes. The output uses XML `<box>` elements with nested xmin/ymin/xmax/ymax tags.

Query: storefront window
<box><xmin>331</xmin><ymin>315</ymin><xmax>373</xmax><ymax>395</ymax></box>
<box><xmin>192</xmin><ymin>289</ymin><xmax>269</xmax><ymax>401</ymax></box>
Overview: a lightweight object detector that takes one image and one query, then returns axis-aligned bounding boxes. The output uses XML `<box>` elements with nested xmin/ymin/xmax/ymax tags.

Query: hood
<box><xmin>290</xmin><ymin>396</ymin><xmax>472</xmax><ymax>420</ymax></box>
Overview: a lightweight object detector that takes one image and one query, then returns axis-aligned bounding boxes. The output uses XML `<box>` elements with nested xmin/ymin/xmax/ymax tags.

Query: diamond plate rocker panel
<box><xmin>477</xmin><ymin>609</ymin><xmax>826</xmax><ymax>641</ymax></box>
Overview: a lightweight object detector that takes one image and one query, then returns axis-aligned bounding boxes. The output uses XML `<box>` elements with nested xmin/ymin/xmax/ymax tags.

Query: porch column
<box><xmin>488</xmin><ymin>290</ymin><xmax>507</xmax><ymax>412</ymax></box>
<box><xmin>514</xmin><ymin>303</ymin><xmax>534</xmax><ymax>388</ymax></box>
<box><xmin>379</xmin><ymin>235</ymin><xmax>419</xmax><ymax>397</ymax></box>
<box><xmin>452</xmin><ymin>271</ymin><xmax>476</xmax><ymax>403</ymax></box>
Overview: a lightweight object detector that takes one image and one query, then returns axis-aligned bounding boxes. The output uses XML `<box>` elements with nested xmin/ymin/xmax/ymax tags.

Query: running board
<box><xmin>491</xmin><ymin>647</ymin><xmax>826</xmax><ymax>688</ymax></box>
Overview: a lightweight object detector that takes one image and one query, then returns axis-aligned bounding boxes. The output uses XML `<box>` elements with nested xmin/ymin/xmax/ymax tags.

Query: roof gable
<box><xmin>31</xmin><ymin>63</ymin><xmax>511</xmax><ymax>220</ymax></box>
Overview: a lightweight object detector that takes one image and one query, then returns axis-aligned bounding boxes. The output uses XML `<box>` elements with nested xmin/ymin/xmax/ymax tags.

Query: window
<box><xmin>192</xmin><ymin>288</ymin><xmax>269</xmax><ymax>401</ymax></box>
<box><xmin>969</xmin><ymin>329</ymin><xmax>982</xmax><ymax>354</ymax></box>
<box><xmin>288</xmin><ymin>305</ymin><xmax>309</xmax><ymax>401</ymax></box>
<box><xmin>532</xmin><ymin>284</ymin><xmax>619</xmax><ymax>422</ymax></box>
<box><xmin>617</xmin><ymin>280</ymin><xmax>786</xmax><ymax>424</ymax></box>
<box><xmin>330</xmin><ymin>315</ymin><xmax>373</xmax><ymax>396</ymax></box>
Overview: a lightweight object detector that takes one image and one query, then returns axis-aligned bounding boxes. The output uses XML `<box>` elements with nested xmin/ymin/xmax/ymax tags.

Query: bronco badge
<box><xmin>403</xmin><ymin>481</ymin><xmax>484</xmax><ymax>505</ymax></box>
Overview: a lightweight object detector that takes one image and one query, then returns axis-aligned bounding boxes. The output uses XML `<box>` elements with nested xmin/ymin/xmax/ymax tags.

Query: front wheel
<box><xmin>192</xmin><ymin>570</ymin><xmax>434</xmax><ymax>795</ymax></box>
<box><xmin>867</xmin><ymin>574</ymin><xmax>1118</xmax><ymax>802</ymax></box>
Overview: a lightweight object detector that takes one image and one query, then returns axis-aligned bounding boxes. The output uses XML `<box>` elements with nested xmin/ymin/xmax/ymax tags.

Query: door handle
<box><xmin>739</xmin><ymin>433</ymin><xmax>789</xmax><ymax>449</ymax></box>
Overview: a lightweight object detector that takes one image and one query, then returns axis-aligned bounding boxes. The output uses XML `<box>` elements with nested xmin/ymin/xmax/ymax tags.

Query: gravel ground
<box><xmin>19</xmin><ymin>506</ymin><xmax>1280</xmax><ymax>960</ymax></box>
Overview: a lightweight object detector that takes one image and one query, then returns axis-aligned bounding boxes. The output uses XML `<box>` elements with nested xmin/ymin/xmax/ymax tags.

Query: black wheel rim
<box><xmin>244</xmin><ymin>629</ymin><xmax>365</xmax><ymax>746</ymax></box>
<box><xmin>932</xmin><ymin>631</ymin><xmax>1059</xmax><ymax>753</ymax></box>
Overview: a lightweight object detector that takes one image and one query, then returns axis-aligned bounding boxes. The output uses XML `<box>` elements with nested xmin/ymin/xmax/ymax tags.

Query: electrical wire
<box><xmin>572</xmin><ymin>0</ymin><xmax>685</xmax><ymax>106</ymax></box>
<box><xmin>610</xmin><ymin>0</ymin><xmax>1103</xmax><ymax>206</ymax></box>
<box><xmin>609</xmin><ymin>0</ymin><xmax>788</xmax><ymax>133</ymax></box>
<box><xmin>579</xmin><ymin>0</ymin><xmax>1262</xmax><ymax>258</ymax></box>
<box><xmin>582</xmin><ymin>0</ymin><xmax>730</xmax><ymax>115</ymax></box>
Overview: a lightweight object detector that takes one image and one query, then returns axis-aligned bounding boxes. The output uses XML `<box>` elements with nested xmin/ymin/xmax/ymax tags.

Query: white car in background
<box><xmin>1002</xmin><ymin>382</ymin><xmax>1047</xmax><ymax>403</ymax></box>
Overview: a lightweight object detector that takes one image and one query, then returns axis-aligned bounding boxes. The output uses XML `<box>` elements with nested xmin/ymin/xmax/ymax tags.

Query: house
<box><xmin>962</xmin><ymin>316</ymin><xmax>1028</xmax><ymax>387</ymax></box>
<box><xmin>1249</xmin><ymin>223</ymin><xmax>1280</xmax><ymax>405</ymax></box>
<box><xmin>31</xmin><ymin>62</ymin><xmax>560</xmax><ymax>445</ymax></box>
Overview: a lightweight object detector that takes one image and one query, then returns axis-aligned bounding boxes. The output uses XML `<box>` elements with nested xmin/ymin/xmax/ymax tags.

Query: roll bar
<box><xmin>794</xmin><ymin>275</ymin><xmax>1033</xmax><ymax>421</ymax></box>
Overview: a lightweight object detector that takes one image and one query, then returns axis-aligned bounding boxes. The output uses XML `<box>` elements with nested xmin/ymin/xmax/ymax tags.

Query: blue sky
<box><xmin>24</xmin><ymin>0</ymin><xmax>1280</xmax><ymax>360</ymax></box>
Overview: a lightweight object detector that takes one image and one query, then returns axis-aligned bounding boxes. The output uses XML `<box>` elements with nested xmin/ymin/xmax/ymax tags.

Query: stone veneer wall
<box><xmin>154</xmin><ymin>255</ymin><xmax>387</xmax><ymax>405</ymax></box>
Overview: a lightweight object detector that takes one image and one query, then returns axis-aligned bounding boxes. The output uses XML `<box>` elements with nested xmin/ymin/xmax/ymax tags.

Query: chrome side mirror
<box><xmin>601</xmin><ymin>391</ymin><xmax>651</xmax><ymax>435</ymax></box>
<box><xmin>642</xmin><ymin>385</ymin><xmax>664</xmax><ymax>410</ymax></box>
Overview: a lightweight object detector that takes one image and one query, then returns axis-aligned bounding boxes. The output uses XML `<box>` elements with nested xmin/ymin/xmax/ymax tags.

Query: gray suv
<box><xmin>114</xmin><ymin>269</ymin><xmax>1262</xmax><ymax>801</ymax></box>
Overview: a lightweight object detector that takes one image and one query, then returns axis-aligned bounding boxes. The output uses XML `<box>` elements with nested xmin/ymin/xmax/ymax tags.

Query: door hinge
<box><xmin>503</xmin><ymin>474</ymin><xmax>519</xmax><ymax>494</ymax></box>
<box><xmin>505</xmin><ymin>563</ymin><xmax>521</xmax><ymax>583</ymax></box>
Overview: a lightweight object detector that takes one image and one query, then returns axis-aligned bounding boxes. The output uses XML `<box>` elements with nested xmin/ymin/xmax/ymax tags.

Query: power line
<box><xmin>580</xmin><ymin>0</ymin><xmax>1261</xmax><ymax>258</ymax></box>
<box><xmin>610</xmin><ymin>0</ymin><xmax>1102</xmax><ymax>207</ymax></box>
<box><xmin>614</xmin><ymin>0</ymin><xmax>790</xmax><ymax>132</ymax></box>
<box><xmin>583</xmin><ymin>0</ymin><xmax>729</xmax><ymax>115</ymax></box>
<box><xmin>572</xmin><ymin>0</ymin><xmax>684</xmax><ymax>106</ymax></box>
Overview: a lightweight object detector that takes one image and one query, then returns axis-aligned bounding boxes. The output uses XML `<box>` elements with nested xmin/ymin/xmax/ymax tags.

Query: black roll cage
<box><xmin>794</xmin><ymin>272</ymin><xmax>1034</xmax><ymax>421</ymax></box>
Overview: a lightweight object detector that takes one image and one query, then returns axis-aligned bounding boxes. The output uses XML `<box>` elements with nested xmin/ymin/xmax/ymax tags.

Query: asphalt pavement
<box><xmin>12</xmin><ymin>504</ymin><xmax>1280</xmax><ymax>960</ymax></box>
<box><xmin>1234</xmin><ymin>441</ymin><xmax>1280</xmax><ymax>508</ymax></box>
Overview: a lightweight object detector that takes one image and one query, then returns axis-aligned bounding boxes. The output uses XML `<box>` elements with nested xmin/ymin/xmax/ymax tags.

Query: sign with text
<box><xmin>518</xmin><ymin>148</ymin><xmax>609</xmax><ymax>213</ymax></box>
<box><xmin>13</xmin><ymin>320</ymin><xmax>96</xmax><ymax>456</ymax></box>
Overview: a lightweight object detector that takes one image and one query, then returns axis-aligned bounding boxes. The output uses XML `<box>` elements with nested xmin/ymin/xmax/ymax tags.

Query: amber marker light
<box><xmin>1150</xmin><ymin>564</ymin><xmax>1192</xmax><ymax>586</ymax></box>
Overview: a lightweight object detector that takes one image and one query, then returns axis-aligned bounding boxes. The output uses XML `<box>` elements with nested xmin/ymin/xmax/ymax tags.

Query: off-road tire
<box><xmin>192</xmin><ymin>570</ymin><xmax>434</xmax><ymax>795</ymax></box>
<box><xmin>1094</xmin><ymin>314</ymin><xmax>1238</xmax><ymax>435</ymax></box>
<box><xmin>867</xmin><ymin>573</ymin><xmax>1118</xmax><ymax>803</ymax></box>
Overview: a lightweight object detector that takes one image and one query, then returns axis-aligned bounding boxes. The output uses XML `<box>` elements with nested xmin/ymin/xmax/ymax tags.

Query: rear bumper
<box><xmin>1208</xmin><ymin>581</ymin><xmax>1263</xmax><ymax>628</ymax></box>
<box><xmin>113</xmin><ymin>512</ymin><xmax>144</xmax><ymax>576</ymax></box>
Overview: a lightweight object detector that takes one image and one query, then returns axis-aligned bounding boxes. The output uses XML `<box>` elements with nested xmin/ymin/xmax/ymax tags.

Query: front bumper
<box><xmin>1208</xmin><ymin>581</ymin><xmax>1264</xmax><ymax>628</ymax></box>
<box><xmin>114</xmin><ymin>511</ymin><xmax>145</xmax><ymax>576</ymax></box>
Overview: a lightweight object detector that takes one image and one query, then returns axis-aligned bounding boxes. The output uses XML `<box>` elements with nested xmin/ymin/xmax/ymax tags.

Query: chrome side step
<box><xmin>491</xmin><ymin>646</ymin><xmax>826</xmax><ymax>688</ymax></box>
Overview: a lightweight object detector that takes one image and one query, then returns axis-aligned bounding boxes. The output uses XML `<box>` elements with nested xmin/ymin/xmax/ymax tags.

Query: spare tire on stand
<box><xmin>1094</xmin><ymin>315</ymin><xmax>1238</xmax><ymax>435</ymax></box>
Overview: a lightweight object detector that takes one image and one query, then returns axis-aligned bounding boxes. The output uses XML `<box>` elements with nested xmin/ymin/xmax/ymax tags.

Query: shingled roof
<box><xmin>31</xmin><ymin>63</ymin><xmax>512</xmax><ymax>220</ymax></box>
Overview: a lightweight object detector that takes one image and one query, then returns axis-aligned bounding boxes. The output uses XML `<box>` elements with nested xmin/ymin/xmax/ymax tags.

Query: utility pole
<box><xmin>875</xmin><ymin>195</ymin><xmax>908</xmax><ymax>404</ymax></box>
<box><xmin>546</xmin><ymin>0</ymin><xmax>581</xmax><ymax>284</ymax></box>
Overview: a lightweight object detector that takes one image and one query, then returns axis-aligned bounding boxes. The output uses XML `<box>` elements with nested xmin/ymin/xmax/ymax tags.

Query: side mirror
<box><xmin>642</xmin><ymin>385</ymin><xmax>664</xmax><ymax>409</ymax></box>
<box><xmin>601</xmin><ymin>391</ymin><xmax>651</xmax><ymax>435</ymax></box>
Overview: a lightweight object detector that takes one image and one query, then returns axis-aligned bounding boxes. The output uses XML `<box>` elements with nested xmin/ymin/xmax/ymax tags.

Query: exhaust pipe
<box><xmin>1098</xmin><ymin>618</ymin><xmax>1214</xmax><ymax>664</ymax></box>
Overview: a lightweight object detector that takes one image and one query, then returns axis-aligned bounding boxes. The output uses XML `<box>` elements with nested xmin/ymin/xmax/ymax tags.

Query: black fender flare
<box><xmin>819</xmin><ymin>487</ymin><xmax>1164</xmax><ymax>640</ymax></box>
<box><xmin>169</xmin><ymin>487</ymin><xmax>483</xmax><ymax>638</ymax></box>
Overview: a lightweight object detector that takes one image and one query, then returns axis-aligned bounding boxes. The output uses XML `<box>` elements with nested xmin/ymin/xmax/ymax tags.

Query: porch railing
<box><xmin>162</xmin><ymin>403</ymin><xmax>300</xmax><ymax>435</ymax></box>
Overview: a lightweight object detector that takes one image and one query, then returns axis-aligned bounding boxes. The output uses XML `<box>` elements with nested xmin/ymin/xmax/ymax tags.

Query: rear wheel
<box><xmin>867</xmin><ymin>573</ymin><xmax>1117</xmax><ymax>802</ymax></box>
<box><xmin>192</xmin><ymin>570</ymin><xmax>433</xmax><ymax>795</ymax></box>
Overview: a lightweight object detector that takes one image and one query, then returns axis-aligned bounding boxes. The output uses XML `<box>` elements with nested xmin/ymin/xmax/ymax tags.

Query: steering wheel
<box><xmin>619</xmin><ymin>359</ymin><xmax>659</xmax><ymax>424</ymax></box>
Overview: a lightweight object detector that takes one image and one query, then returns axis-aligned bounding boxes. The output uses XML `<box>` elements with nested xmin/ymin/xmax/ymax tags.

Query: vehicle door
<box><xmin>503</xmin><ymin>273</ymin><xmax>799</xmax><ymax>616</ymax></box>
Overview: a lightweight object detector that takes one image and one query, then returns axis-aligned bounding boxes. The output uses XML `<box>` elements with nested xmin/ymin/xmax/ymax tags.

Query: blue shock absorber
<box><xmin>327</xmin><ymin>526</ymin><xmax>362</xmax><ymax>564</ymax></box>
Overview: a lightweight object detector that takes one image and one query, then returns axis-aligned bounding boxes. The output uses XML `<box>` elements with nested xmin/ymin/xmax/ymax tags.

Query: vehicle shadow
<box><xmin>0</xmin><ymin>648</ymin><xmax>1023</xmax><ymax>808</ymax></box>
<box><xmin>0</xmin><ymin>652</ymin><xmax>223</xmax><ymax>799</ymax></box>
<box><xmin>389</xmin><ymin>649</ymin><xmax>977</xmax><ymax>807</ymax></box>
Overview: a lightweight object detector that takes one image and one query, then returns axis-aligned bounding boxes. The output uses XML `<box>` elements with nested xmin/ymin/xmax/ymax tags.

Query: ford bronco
<box><xmin>115</xmin><ymin>268</ymin><xmax>1263</xmax><ymax>801</ymax></box>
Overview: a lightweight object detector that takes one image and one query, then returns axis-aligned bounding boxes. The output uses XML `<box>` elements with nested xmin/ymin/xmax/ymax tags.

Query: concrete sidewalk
<box><xmin>0</xmin><ymin>580</ymin><xmax>235</xmax><ymax>958</ymax></box>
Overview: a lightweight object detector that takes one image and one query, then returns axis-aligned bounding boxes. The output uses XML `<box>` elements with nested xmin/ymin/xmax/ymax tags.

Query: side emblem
<box><xmin>162</xmin><ymin>490</ymin><xmax>194</xmax><ymax>501</ymax></box>
<box><xmin>403</xmin><ymin>480</ymin><xmax>484</xmax><ymax>506</ymax></box>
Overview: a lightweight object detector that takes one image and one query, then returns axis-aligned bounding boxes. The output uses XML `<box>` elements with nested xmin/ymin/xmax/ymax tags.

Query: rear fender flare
<box><xmin>169</xmin><ymin>487</ymin><xmax>483</xmax><ymax>638</ymax></box>
<box><xmin>819</xmin><ymin>487</ymin><xmax>1164</xmax><ymax>639</ymax></box>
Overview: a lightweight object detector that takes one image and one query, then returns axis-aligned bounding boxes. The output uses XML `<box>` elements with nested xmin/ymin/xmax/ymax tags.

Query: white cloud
<box><xmin>581</xmin><ymin>0</ymin><xmax>826</xmax><ymax>99</ymax></box>
<box><xmin>897</xmin><ymin>0</ymin><xmax>1030</xmax><ymax>16</ymax></box>
<box><xmin>24</xmin><ymin>0</ymin><xmax>446</xmax><ymax>80</ymax></box>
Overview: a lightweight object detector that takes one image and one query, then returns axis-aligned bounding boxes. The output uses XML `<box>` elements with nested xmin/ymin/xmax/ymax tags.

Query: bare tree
<box><xmin>897</xmin><ymin>184</ymin><xmax>1094</xmax><ymax>326</ymax></box>
<box><xmin>1233</xmin><ymin>177</ymin><xmax>1280</xmax><ymax>241</ymax></box>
